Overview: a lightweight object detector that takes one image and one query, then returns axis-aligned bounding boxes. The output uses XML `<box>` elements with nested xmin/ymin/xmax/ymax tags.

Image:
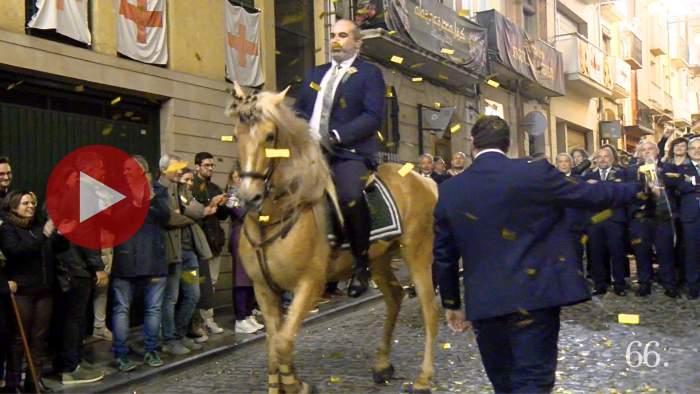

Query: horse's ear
<box><xmin>270</xmin><ymin>85</ymin><xmax>291</xmax><ymax>107</ymax></box>
<box><xmin>232</xmin><ymin>81</ymin><xmax>247</xmax><ymax>100</ymax></box>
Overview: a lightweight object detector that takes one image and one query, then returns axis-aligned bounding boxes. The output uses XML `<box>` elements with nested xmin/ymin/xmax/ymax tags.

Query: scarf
<box><xmin>5</xmin><ymin>212</ymin><xmax>34</xmax><ymax>229</ymax></box>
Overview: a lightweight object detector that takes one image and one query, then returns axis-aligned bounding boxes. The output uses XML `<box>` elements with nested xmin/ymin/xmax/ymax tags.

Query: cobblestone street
<box><xmin>129</xmin><ymin>286</ymin><xmax>700</xmax><ymax>393</ymax></box>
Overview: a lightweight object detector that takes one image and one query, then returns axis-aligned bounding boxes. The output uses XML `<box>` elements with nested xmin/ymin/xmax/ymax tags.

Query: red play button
<box><xmin>46</xmin><ymin>145</ymin><xmax>151</xmax><ymax>250</ymax></box>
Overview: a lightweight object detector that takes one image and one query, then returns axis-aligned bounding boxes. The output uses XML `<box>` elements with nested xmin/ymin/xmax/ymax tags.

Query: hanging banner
<box><xmin>27</xmin><ymin>0</ymin><xmax>92</xmax><ymax>45</ymax></box>
<box><xmin>384</xmin><ymin>0</ymin><xmax>487</xmax><ymax>76</ymax></box>
<box><xmin>224</xmin><ymin>3</ymin><xmax>264</xmax><ymax>87</ymax></box>
<box><xmin>117</xmin><ymin>0</ymin><xmax>168</xmax><ymax>65</ymax></box>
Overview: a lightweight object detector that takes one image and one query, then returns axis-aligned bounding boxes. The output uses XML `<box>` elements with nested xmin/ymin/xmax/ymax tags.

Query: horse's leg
<box><xmin>370</xmin><ymin>256</ymin><xmax>404</xmax><ymax>384</ymax></box>
<box><xmin>253</xmin><ymin>282</ymin><xmax>283</xmax><ymax>394</ymax></box>
<box><xmin>402</xmin><ymin>240</ymin><xmax>438</xmax><ymax>393</ymax></box>
<box><xmin>276</xmin><ymin>279</ymin><xmax>323</xmax><ymax>394</ymax></box>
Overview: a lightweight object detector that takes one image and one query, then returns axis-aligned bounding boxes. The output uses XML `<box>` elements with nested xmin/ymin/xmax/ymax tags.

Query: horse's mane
<box><xmin>226</xmin><ymin>89</ymin><xmax>333</xmax><ymax>216</ymax></box>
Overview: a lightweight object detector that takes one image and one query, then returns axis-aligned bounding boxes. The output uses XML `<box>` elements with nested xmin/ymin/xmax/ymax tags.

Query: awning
<box><xmin>624</xmin><ymin>125</ymin><xmax>655</xmax><ymax>136</ymax></box>
<box><xmin>361</xmin><ymin>28</ymin><xmax>482</xmax><ymax>96</ymax></box>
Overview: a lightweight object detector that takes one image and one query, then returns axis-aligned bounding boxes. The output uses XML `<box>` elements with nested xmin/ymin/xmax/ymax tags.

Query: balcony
<box><xmin>663</xmin><ymin>92</ymin><xmax>673</xmax><ymax>114</ymax></box>
<box><xmin>601</xmin><ymin>1</ymin><xmax>626</xmax><ymax>22</ymax></box>
<box><xmin>621</xmin><ymin>30</ymin><xmax>643</xmax><ymax>70</ymax></box>
<box><xmin>611</xmin><ymin>57</ymin><xmax>631</xmax><ymax>99</ymax></box>
<box><xmin>648</xmin><ymin>82</ymin><xmax>664</xmax><ymax>114</ymax></box>
<box><xmin>624</xmin><ymin>100</ymin><xmax>655</xmax><ymax>136</ymax></box>
<box><xmin>555</xmin><ymin>33</ymin><xmax>613</xmax><ymax>97</ymax></box>
<box><xmin>673</xmin><ymin>98</ymin><xmax>692</xmax><ymax>126</ymax></box>
<box><xmin>649</xmin><ymin>17</ymin><xmax>668</xmax><ymax>56</ymax></box>
<box><xmin>669</xmin><ymin>21</ymin><xmax>689</xmax><ymax>68</ymax></box>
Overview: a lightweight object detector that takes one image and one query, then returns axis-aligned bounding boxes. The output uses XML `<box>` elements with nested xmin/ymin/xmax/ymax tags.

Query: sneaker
<box><xmin>162</xmin><ymin>341</ymin><xmax>191</xmax><ymax>355</ymax></box>
<box><xmin>180</xmin><ymin>337</ymin><xmax>203</xmax><ymax>351</ymax></box>
<box><xmin>205</xmin><ymin>318</ymin><xmax>224</xmax><ymax>334</ymax></box>
<box><xmin>189</xmin><ymin>331</ymin><xmax>209</xmax><ymax>344</ymax></box>
<box><xmin>61</xmin><ymin>365</ymin><xmax>104</xmax><ymax>385</ymax></box>
<box><xmin>246</xmin><ymin>316</ymin><xmax>264</xmax><ymax>330</ymax></box>
<box><xmin>144</xmin><ymin>351</ymin><xmax>164</xmax><ymax>367</ymax></box>
<box><xmin>234</xmin><ymin>319</ymin><xmax>259</xmax><ymax>334</ymax></box>
<box><xmin>92</xmin><ymin>326</ymin><xmax>113</xmax><ymax>341</ymax></box>
<box><xmin>115</xmin><ymin>357</ymin><xmax>137</xmax><ymax>372</ymax></box>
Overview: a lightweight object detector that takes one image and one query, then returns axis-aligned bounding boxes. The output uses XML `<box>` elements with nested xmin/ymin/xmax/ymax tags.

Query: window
<box><xmin>25</xmin><ymin>0</ymin><xmax>92</xmax><ymax>48</ymax></box>
<box><xmin>556</xmin><ymin>3</ymin><xmax>586</xmax><ymax>37</ymax></box>
<box><xmin>602</xmin><ymin>32</ymin><xmax>612</xmax><ymax>56</ymax></box>
<box><xmin>275</xmin><ymin>0</ymin><xmax>316</xmax><ymax>97</ymax></box>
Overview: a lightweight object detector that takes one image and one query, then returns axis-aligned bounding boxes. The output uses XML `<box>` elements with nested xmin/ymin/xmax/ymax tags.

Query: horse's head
<box><xmin>225</xmin><ymin>82</ymin><xmax>290</xmax><ymax>211</ymax></box>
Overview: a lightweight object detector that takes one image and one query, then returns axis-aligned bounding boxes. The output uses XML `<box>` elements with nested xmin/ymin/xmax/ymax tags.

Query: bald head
<box><xmin>330</xmin><ymin>19</ymin><xmax>362</xmax><ymax>62</ymax></box>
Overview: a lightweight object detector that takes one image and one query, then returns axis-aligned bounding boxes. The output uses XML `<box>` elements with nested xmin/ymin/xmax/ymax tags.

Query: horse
<box><xmin>225</xmin><ymin>83</ymin><xmax>439</xmax><ymax>394</ymax></box>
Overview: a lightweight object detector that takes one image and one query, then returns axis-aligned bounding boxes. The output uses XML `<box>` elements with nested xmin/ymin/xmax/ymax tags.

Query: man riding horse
<box><xmin>294</xmin><ymin>19</ymin><xmax>386</xmax><ymax>298</ymax></box>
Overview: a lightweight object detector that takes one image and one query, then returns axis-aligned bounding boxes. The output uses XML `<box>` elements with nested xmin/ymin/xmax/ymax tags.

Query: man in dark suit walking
<box><xmin>434</xmin><ymin>116</ymin><xmax>640</xmax><ymax>393</ymax></box>
<box><xmin>584</xmin><ymin>146</ymin><xmax>630</xmax><ymax>296</ymax></box>
<box><xmin>676</xmin><ymin>137</ymin><xmax>700</xmax><ymax>299</ymax></box>
<box><xmin>294</xmin><ymin>19</ymin><xmax>385</xmax><ymax>297</ymax></box>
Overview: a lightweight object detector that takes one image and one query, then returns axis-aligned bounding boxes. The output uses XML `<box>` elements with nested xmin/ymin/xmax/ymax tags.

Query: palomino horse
<box><xmin>225</xmin><ymin>84</ymin><xmax>438</xmax><ymax>394</ymax></box>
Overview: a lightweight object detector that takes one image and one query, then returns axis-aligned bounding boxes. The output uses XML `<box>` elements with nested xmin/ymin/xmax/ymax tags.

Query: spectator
<box><xmin>555</xmin><ymin>152</ymin><xmax>574</xmax><ymax>176</ymax></box>
<box><xmin>0</xmin><ymin>157</ymin><xmax>11</xmax><ymax>198</ymax></box>
<box><xmin>418</xmin><ymin>153</ymin><xmax>450</xmax><ymax>184</ymax></box>
<box><xmin>191</xmin><ymin>152</ymin><xmax>228</xmax><ymax>336</ymax></box>
<box><xmin>111</xmin><ymin>156</ymin><xmax>170</xmax><ymax>372</ymax></box>
<box><xmin>158</xmin><ymin>154</ymin><xmax>207</xmax><ymax>356</ymax></box>
<box><xmin>570</xmin><ymin>148</ymin><xmax>592</xmax><ymax>176</ymax></box>
<box><xmin>54</xmin><ymin>243</ymin><xmax>106</xmax><ymax>385</ymax></box>
<box><xmin>447</xmin><ymin>152</ymin><xmax>466</xmax><ymax>176</ymax></box>
<box><xmin>0</xmin><ymin>191</ymin><xmax>65</xmax><ymax>392</ymax></box>
<box><xmin>663</xmin><ymin>137</ymin><xmax>690</xmax><ymax>166</ymax></box>
<box><xmin>91</xmin><ymin>246</ymin><xmax>113</xmax><ymax>342</ymax></box>
<box><xmin>225</xmin><ymin>168</ymin><xmax>264</xmax><ymax>334</ymax></box>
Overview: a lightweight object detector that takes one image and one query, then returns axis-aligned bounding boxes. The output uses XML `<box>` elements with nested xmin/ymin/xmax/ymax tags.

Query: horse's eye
<box><xmin>265</xmin><ymin>133</ymin><xmax>275</xmax><ymax>143</ymax></box>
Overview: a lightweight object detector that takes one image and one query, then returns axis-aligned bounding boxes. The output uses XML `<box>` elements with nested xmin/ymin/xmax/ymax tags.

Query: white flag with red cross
<box><xmin>117</xmin><ymin>0</ymin><xmax>167</xmax><ymax>65</ymax></box>
<box><xmin>225</xmin><ymin>3</ymin><xmax>264</xmax><ymax>87</ymax></box>
<box><xmin>27</xmin><ymin>0</ymin><xmax>91</xmax><ymax>45</ymax></box>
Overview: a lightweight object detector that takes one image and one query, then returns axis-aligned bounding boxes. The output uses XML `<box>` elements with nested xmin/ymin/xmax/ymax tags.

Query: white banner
<box><xmin>225</xmin><ymin>3</ymin><xmax>264</xmax><ymax>87</ymax></box>
<box><xmin>117</xmin><ymin>0</ymin><xmax>167</xmax><ymax>65</ymax></box>
<box><xmin>27</xmin><ymin>0</ymin><xmax>91</xmax><ymax>45</ymax></box>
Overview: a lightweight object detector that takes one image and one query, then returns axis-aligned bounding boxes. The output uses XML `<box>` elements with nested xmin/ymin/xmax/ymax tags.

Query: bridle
<box><xmin>238</xmin><ymin>126</ymin><xmax>280</xmax><ymax>201</ymax></box>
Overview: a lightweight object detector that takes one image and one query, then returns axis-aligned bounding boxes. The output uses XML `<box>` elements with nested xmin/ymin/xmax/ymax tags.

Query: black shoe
<box><xmin>688</xmin><ymin>289</ymin><xmax>699</xmax><ymax>300</ymax></box>
<box><xmin>347</xmin><ymin>267</ymin><xmax>371</xmax><ymax>298</ymax></box>
<box><xmin>613</xmin><ymin>288</ymin><xmax>627</xmax><ymax>296</ymax></box>
<box><xmin>636</xmin><ymin>283</ymin><xmax>651</xmax><ymax>297</ymax></box>
<box><xmin>24</xmin><ymin>378</ymin><xmax>53</xmax><ymax>393</ymax></box>
<box><xmin>664</xmin><ymin>288</ymin><xmax>680</xmax><ymax>298</ymax></box>
<box><xmin>592</xmin><ymin>287</ymin><xmax>607</xmax><ymax>296</ymax></box>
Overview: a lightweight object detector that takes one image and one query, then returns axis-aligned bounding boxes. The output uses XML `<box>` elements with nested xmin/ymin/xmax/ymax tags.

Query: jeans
<box><xmin>473</xmin><ymin>307</ymin><xmax>561</xmax><ymax>394</ymax></box>
<box><xmin>112</xmin><ymin>276</ymin><xmax>166</xmax><ymax>358</ymax></box>
<box><xmin>6</xmin><ymin>292</ymin><xmax>52</xmax><ymax>388</ymax></box>
<box><xmin>162</xmin><ymin>251</ymin><xmax>201</xmax><ymax>341</ymax></box>
<box><xmin>60</xmin><ymin>277</ymin><xmax>93</xmax><ymax>372</ymax></box>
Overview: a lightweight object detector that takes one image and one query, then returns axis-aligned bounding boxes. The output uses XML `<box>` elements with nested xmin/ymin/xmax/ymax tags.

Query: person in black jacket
<box><xmin>54</xmin><ymin>243</ymin><xmax>107</xmax><ymax>385</ymax></box>
<box><xmin>0</xmin><ymin>190</ymin><xmax>66</xmax><ymax>393</ymax></box>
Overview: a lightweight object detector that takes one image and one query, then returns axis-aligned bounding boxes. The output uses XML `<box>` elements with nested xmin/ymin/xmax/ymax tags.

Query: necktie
<box><xmin>602</xmin><ymin>169</ymin><xmax>608</xmax><ymax>181</ymax></box>
<box><xmin>319</xmin><ymin>65</ymin><xmax>341</xmax><ymax>141</ymax></box>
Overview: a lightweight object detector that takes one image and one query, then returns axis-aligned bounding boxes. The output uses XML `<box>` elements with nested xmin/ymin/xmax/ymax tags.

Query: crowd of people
<box><xmin>0</xmin><ymin>152</ymin><xmax>263</xmax><ymax>392</ymax></box>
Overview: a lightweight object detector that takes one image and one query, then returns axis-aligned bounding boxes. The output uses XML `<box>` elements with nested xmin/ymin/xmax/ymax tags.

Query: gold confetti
<box><xmin>441</xmin><ymin>48</ymin><xmax>455</xmax><ymax>55</ymax></box>
<box><xmin>636</xmin><ymin>191</ymin><xmax>648</xmax><ymax>200</ymax></box>
<box><xmin>458</xmin><ymin>9</ymin><xmax>470</xmax><ymax>17</ymax></box>
<box><xmin>348</xmin><ymin>200</ymin><xmax>357</xmax><ymax>208</ymax></box>
<box><xmin>516</xmin><ymin>319</ymin><xmax>534</xmax><ymax>327</ymax></box>
<box><xmin>434</xmin><ymin>102</ymin><xmax>441</xmax><ymax>109</ymax></box>
<box><xmin>409</xmin><ymin>63</ymin><xmax>424</xmax><ymax>69</ymax></box>
<box><xmin>221</xmin><ymin>135</ymin><xmax>234</xmax><ymax>142</ymax></box>
<box><xmin>387</xmin><ymin>30</ymin><xmax>397</xmax><ymax>36</ymax></box>
<box><xmin>631</xmin><ymin>238</ymin><xmax>642</xmax><ymax>245</ymax></box>
<box><xmin>124</xmin><ymin>111</ymin><xmax>134</xmax><ymax>117</ymax></box>
<box><xmin>6</xmin><ymin>80</ymin><xmax>23</xmax><ymax>90</ymax></box>
<box><xmin>398</xmin><ymin>163</ymin><xmax>414</xmax><ymax>177</ymax></box>
<box><xmin>329</xmin><ymin>376</ymin><xmax>341</xmax><ymax>384</ymax></box>
<box><xmin>590</xmin><ymin>209</ymin><xmax>613</xmax><ymax>224</ymax></box>
<box><xmin>101</xmin><ymin>124</ymin><xmax>113</xmax><ymax>136</ymax></box>
<box><xmin>194</xmin><ymin>52</ymin><xmax>202</xmax><ymax>61</ymax></box>
<box><xmin>181</xmin><ymin>270</ymin><xmax>198</xmax><ymax>285</ymax></box>
<box><xmin>385</xmin><ymin>87</ymin><xmax>394</xmax><ymax>97</ymax></box>
<box><xmin>265</xmin><ymin>149</ymin><xmax>290</xmax><ymax>158</ymax></box>
<box><xmin>666</xmin><ymin>172</ymin><xmax>680</xmax><ymax>178</ymax></box>
<box><xmin>526</xmin><ymin>268</ymin><xmax>537</xmax><ymax>276</ymax></box>
<box><xmin>517</xmin><ymin>308</ymin><xmax>529</xmax><ymax>315</ymax></box>
<box><xmin>501</xmin><ymin>228</ymin><xmax>517</xmax><ymax>241</ymax></box>
<box><xmin>464</xmin><ymin>212</ymin><xmax>478</xmax><ymax>221</ymax></box>
<box><xmin>450</xmin><ymin>124</ymin><xmax>461</xmax><ymax>133</ymax></box>
<box><xmin>604</xmin><ymin>339</ymin><xmax>613</xmax><ymax>347</ymax></box>
<box><xmin>438</xmin><ymin>74</ymin><xmax>449</xmax><ymax>81</ymax></box>
<box><xmin>309</xmin><ymin>82</ymin><xmax>321</xmax><ymax>91</ymax></box>
<box><xmin>441</xmin><ymin>343</ymin><xmax>451</xmax><ymax>350</ymax></box>
<box><xmin>618</xmin><ymin>314</ymin><xmax>640</xmax><ymax>325</ymax></box>
<box><xmin>339</xmin><ymin>98</ymin><xmax>347</xmax><ymax>108</ymax></box>
<box><xmin>412</xmin><ymin>77</ymin><xmax>423</xmax><ymax>82</ymax></box>
<box><xmin>165</xmin><ymin>161</ymin><xmax>188</xmax><ymax>173</ymax></box>
<box><xmin>580</xmin><ymin>234</ymin><xmax>588</xmax><ymax>245</ymax></box>
<box><xmin>259</xmin><ymin>215</ymin><xmax>270</xmax><ymax>223</ymax></box>
<box><xmin>376</xmin><ymin>131</ymin><xmax>384</xmax><ymax>142</ymax></box>
<box><xmin>111</xmin><ymin>96</ymin><xmax>122</xmax><ymax>105</ymax></box>
<box><xmin>390</xmin><ymin>55</ymin><xmax>404</xmax><ymax>64</ymax></box>
<box><xmin>558</xmin><ymin>256</ymin><xmax>566</xmax><ymax>262</ymax></box>
<box><xmin>275</xmin><ymin>50</ymin><xmax>281</xmax><ymax>55</ymax></box>
<box><xmin>74</xmin><ymin>84</ymin><xmax>85</xmax><ymax>92</ymax></box>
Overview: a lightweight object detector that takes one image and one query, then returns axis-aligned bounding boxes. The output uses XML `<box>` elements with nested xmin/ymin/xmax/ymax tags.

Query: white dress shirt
<box><xmin>308</xmin><ymin>54</ymin><xmax>358</xmax><ymax>141</ymax></box>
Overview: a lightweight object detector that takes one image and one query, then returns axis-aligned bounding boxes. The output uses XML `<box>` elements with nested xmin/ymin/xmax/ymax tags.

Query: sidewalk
<box><xmin>47</xmin><ymin>285</ymin><xmax>389</xmax><ymax>393</ymax></box>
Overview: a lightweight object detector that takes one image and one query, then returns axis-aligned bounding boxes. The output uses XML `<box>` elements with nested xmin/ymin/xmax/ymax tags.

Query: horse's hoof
<box><xmin>401</xmin><ymin>382</ymin><xmax>432</xmax><ymax>394</ymax></box>
<box><xmin>372</xmin><ymin>364</ymin><xmax>395</xmax><ymax>384</ymax></box>
<box><xmin>300</xmin><ymin>381</ymin><xmax>318</xmax><ymax>394</ymax></box>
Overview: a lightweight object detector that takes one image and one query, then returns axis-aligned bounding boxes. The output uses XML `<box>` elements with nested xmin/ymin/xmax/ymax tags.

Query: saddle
<box><xmin>325</xmin><ymin>174</ymin><xmax>403</xmax><ymax>249</ymax></box>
